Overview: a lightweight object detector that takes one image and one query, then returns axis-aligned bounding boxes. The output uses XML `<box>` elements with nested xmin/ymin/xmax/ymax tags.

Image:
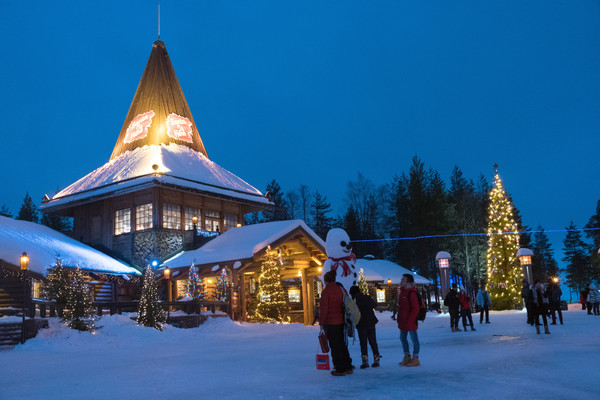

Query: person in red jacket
<box><xmin>397</xmin><ymin>273</ymin><xmax>420</xmax><ymax>367</ymax></box>
<box><xmin>458</xmin><ymin>286</ymin><xmax>476</xmax><ymax>332</ymax></box>
<box><xmin>319</xmin><ymin>270</ymin><xmax>353</xmax><ymax>376</ymax></box>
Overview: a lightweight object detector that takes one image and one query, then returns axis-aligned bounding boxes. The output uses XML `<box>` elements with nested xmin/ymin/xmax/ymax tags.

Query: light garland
<box><xmin>215</xmin><ymin>268</ymin><xmax>230</xmax><ymax>302</ymax></box>
<box><xmin>136</xmin><ymin>265</ymin><xmax>166</xmax><ymax>330</ymax></box>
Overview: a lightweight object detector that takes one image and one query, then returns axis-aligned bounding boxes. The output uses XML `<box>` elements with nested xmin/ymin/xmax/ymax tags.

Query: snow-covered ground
<box><xmin>1</xmin><ymin>309</ymin><xmax>599</xmax><ymax>400</ymax></box>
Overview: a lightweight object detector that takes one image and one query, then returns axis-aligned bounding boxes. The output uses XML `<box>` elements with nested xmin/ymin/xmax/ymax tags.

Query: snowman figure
<box><xmin>322</xmin><ymin>228</ymin><xmax>357</xmax><ymax>290</ymax></box>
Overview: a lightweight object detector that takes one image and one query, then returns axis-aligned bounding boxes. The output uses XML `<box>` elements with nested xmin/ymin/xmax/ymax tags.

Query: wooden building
<box><xmin>161</xmin><ymin>220</ymin><xmax>327</xmax><ymax>325</ymax></box>
<box><xmin>40</xmin><ymin>40</ymin><xmax>271</xmax><ymax>269</ymax></box>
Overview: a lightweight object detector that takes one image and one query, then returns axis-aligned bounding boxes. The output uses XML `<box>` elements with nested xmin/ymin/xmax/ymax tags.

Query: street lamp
<box><xmin>436</xmin><ymin>251</ymin><xmax>451</xmax><ymax>299</ymax></box>
<box><xmin>517</xmin><ymin>248</ymin><xmax>534</xmax><ymax>285</ymax></box>
<box><xmin>20</xmin><ymin>252</ymin><xmax>29</xmax><ymax>344</ymax></box>
<box><xmin>164</xmin><ymin>267</ymin><xmax>171</xmax><ymax>320</ymax></box>
<box><xmin>192</xmin><ymin>216</ymin><xmax>198</xmax><ymax>247</ymax></box>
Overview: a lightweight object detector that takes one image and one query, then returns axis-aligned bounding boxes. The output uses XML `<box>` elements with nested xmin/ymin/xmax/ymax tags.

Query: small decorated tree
<box><xmin>62</xmin><ymin>266</ymin><xmax>97</xmax><ymax>332</ymax></box>
<box><xmin>137</xmin><ymin>265</ymin><xmax>166</xmax><ymax>330</ymax></box>
<box><xmin>215</xmin><ymin>268</ymin><xmax>230</xmax><ymax>302</ymax></box>
<box><xmin>186</xmin><ymin>263</ymin><xmax>205</xmax><ymax>300</ymax></box>
<box><xmin>45</xmin><ymin>257</ymin><xmax>70</xmax><ymax>317</ymax></box>
<box><xmin>255</xmin><ymin>247</ymin><xmax>290</xmax><ymax>323</ymax></box>
<box><xmin>486</xmin><ymin>165</ymin><xmax>521</xmax><ymax>310</ymax></box>
<box><xmin>358</xmin><ymin>268</ymin><xmax>369</xmax><ymax>295</ymax></box>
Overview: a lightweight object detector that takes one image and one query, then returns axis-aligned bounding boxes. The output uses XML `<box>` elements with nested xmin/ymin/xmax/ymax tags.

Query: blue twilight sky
<box><xmin>1</xmin><ymin>1</ymin><xmax>599</xmax><ymax>267</ymax></box>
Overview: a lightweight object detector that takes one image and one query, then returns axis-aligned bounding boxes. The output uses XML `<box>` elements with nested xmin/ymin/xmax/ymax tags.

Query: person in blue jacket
<box><xmin>476</xmin><ymin>285</ymin><xmax>492</xmax><ymax>324</ymax></box>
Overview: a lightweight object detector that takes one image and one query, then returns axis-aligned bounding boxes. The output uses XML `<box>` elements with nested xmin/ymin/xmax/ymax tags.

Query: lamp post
<box><xmin>20</xmin><ymin>252</ymin><xmax>29</xmax><ymax>344</ymax></box>
<box><xmin>436</xmin><ymin>251</ymin><xmax>451</xmax><ymax>299</ymax></box>
<box><xmin>192</xmin><ymin>216</ymin><xmax>198</xmax><ymax>247</ymax></box>
<box><xmin>517</xmin><ymin>248</ymin><xmax>534</xmax><ymax>286</ymax></box>
<box><xmin>164</xmin><ymin>267</ymin><xmax>171</xmax><ymax>320</ymax></box>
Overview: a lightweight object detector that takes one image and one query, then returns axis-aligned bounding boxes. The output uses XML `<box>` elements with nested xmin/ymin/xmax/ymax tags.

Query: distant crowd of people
<box><xmin>580</xmin><ymin>283</ymin><xmax>600</xmax><ymax>315</ymax></box>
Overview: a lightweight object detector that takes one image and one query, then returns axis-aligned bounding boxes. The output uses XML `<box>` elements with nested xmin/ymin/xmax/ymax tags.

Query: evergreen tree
<box><xmin>186</xmin><ymin>264</ymin><xmax>204</xmax><ymax>300</ymax></box>
<box><xmin>357</xmin><ymin>268</ymin><xmax>369</xmax><ymax>295</ymax></box>
<box><xmin>44</xmin><ymin>258</ymin><xmax>70</xmax><ymax>317</ymax></box>
<box><xmin>40</xmin><ymin>212</ymin><xmax>72</xmax><ymax>234</ymax></box>
<box><xmin>215</xmin><ymin>268</ymin><xmax>230</xmax><ymax>301</ymax></box>
<box><xmin>310</xmin><ymin>191</ymin><xmax>333</xmax><ymax>240</ymax></box>
<box><xmin>342</xmin><ymin>205</ymin><xmax>361</xmax><ymax>243</ymax></box>
<box><xmin>62</xmin><ymin>266</ymin><xmax>97</xmax><ymax>332</ymax></box>
<box><xmin>137</xmin><ymin>266</ymin><xmax>166</xmax><ymax>330</ymax></box>
<box><xmin>531</xmin><ymin>226</ymin><xmax>559</xmax><ymax>280</ymax></box>
<box><xmin>298</xmin><ymin>184</ymin><xmax>311</xmax><ymax>224</ymax></box>
<box><xmin>17</xmin><ymin>192</ymin><xmax>38</xmax><ymax>223</ymax></box>
<box><xmin>485</xmin><ymin>167</ymin><xmax>521</xmax><ymax>310</ymax></box>
<box><xmin>563</xmin><ymin>222</ymin><xmax>593</xmax><ymax>293</ymax></box>
<box><xmin>262</xmin><ymin>179</ymin><xmax>290</xmax><ymax>222</ymax></box>
<box><xmin>584</xmin><ymin>200</ymin><xmax>600</xmax><ymax>277</ymax></box>
<box><xmin>0</xmin><ymin>204</ymin><xmax>12</xmax><ymax>218</ymax></box>
<box><xmin>255</xmin><ymin>247</ymin><xmax>290</xmax><ymax>322</ymax></box>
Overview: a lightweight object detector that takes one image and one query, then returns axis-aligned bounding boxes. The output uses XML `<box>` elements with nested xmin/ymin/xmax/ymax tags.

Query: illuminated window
<box><xmin>136</xmin><ymin>204</ymin><xmax>153</xmax><ymax>231</ymax></box>
<box><xmin>224</xmin><ymin>213</ymin><xmax>238</xmax><ymax>232</ymax></box>
<box><xmin>162</xmin><ymin>204</ymin><xmax>181</xmax><ymax>230</ymax></box>
<box><xmin>288</xmin><ymin>288</ymin><xmax>301</xmax><ymax>303</ymax></box>
<box><xmin>184</xmin><ymin>207</ymin><xmax>200</xmax><ymax>230</ymax></box>
<box><xmin>32</xmin><ymin>280</ymin><xmax>41</xmax><ymax>299</ymax></box>
<box><xmin>115</xmin><ymin>208</ymin><xmax>131</xmax><ymax>235</ymax></box>
<box><xmin>376</xmin><ymin>289</ymin><xmax>386</xmax><ymax>303</ymax></box>
<box><xmin>205</xmin><ymin>210</ymin><xmax>220</xmax><ymax>232</ymax></box>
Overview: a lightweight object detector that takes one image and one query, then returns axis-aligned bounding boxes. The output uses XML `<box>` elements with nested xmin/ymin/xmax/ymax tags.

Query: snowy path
<box><xmin>1</xmin><ymin>310</ymin><xmax>599</xmax><ymax>399</ymax></box>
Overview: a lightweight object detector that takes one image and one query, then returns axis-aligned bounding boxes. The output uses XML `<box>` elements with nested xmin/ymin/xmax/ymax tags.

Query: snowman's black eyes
<box><xmin>341</xmin><ymin>241</ymin><xmax>347</xmax><ymax>247</ymax></box>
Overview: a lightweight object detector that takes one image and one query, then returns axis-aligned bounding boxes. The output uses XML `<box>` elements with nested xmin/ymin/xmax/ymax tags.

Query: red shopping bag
<box><xmin>318</xmin><ymin>328</ymin><xmax>329</xmax><ymax>353</ymax></box>
<box><xmin>316</xmin><ymin>353</ymin><xmax>330</xmax><ymax>370</ymax></box>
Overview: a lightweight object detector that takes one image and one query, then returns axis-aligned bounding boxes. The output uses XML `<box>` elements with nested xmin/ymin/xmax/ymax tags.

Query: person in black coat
<box><xmin>444</xmin><ymin>283</ymin><xmax>461</xmax><ymax>332</ymax></box>
<box><xmin>349</xmin><ymin>286</ymin><xmax>380</xmax><ymax>368</ymax></box>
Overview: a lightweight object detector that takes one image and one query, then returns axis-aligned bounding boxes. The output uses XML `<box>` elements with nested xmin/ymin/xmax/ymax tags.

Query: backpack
<box><xmin>343</xmin><ymin>291</ymin><xmax>361</xmax><ymax>326</ymax></box>
<box><xmin>415</xmin><ymin>291</ymin><xmax>427</xmax><ymax>322</ymax></box>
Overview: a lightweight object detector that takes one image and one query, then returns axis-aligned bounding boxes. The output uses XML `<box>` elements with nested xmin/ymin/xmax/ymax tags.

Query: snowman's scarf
<box><xmin>328</xmin><ymin>254</ymin><xmax>357</xmax><ymax>277</ymax></box>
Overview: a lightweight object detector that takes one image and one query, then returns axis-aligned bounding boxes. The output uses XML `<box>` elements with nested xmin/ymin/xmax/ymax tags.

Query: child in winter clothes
<box><xmin>587</xmin><ymin>284</ymin><xmax>600</xmax><ymax>316</ymax></box>
<box><xmin>532</xmin><ymin>280</ymin><xmax>550</xmax><ymax>334</ymax></box>
<box><xmin>350</xmin><ymin>286</ymin><xmax>380</xmax><ymax>368</ymax></box>
<box><xmin>458</xmin><ymin>287</ymin><xmax>476</xmax><ymax>331</ymax></box>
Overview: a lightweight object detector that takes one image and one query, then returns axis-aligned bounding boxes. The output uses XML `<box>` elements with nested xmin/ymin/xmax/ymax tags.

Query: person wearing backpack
<box><xmin>458</xmin><ymin>286</ymin><xmax>476</xmax><ymax>331</ymax></box>
<box><xmin>397</xmin><ymin>273</ymin><xmax>420</xmax><ymax>367</ymax></box>
<box><xmin>320</xmin><ymin>270</ymin><xmax>353</xmax><ymax>376</ymax></box>
<box><xmin>349</xmin><ymin>286</ymin><xmax>380</xmax><ymax>369</ymax></box>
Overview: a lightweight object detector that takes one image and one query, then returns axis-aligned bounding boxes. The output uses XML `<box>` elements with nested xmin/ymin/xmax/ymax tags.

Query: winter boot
<box><xmin>451</xmin><ymin>327</ymin><xmax>455</xmax><ymax>332</ymax></box>
<box><xmin>536</xmin><ymin>324</ymin><xmax>541</xmax><ymax>334</ymax></box>
<box><xmin>454</xmin><ymin>326</ymin><xmax>462</xmax><ymax>332</ymax></box>
<box><xmin>372</xmin><ymin>355</ymin><xmax>380</xmax><ymax>368</ymax></box>
<box><xmin>405</xmin><ymin>355</ymin><xmax>420</xmax><ymax>367</ymax></box>
<box><xmin>471</xmin><ymin>325</ymin><xmax>476</xmax><ymax>331</ymax></box>
<box><xmin>463</xmin><ymin>326</ymin><xmax>468</xmax><ymax>332</ymax></box>
<box><xmin>398</xmin><ymin>354</ymin><xmax>411</xmax><ymax>366</ymax></box>
<box><xmin>544</xmin><ymin>325</ymin><xmax>551</xmax><ymax>334</ymax></box>
<box><xmin>360</xmin><ymin>355</ymin><xmax>369</xmax><ymax>369</ymax></box>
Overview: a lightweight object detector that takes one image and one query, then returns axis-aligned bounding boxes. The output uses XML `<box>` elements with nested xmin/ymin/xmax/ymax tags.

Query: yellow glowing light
<box><xmin>20</xmin><ymin>252</ymin><xmax>29</xmax><ymax>270</ymax></box>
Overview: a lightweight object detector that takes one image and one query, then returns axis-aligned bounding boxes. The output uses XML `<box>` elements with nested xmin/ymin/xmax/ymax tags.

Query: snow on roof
<box><xmin>42</xmin><ymin>144</ymin><xmax>270</xmax><ymax>210</ymax></box>
<box><xmin>356</xmin><ymin>258</ymin><xmax>430</xmax><ymax>285</ymax></box>
<box><xmin>163</xmin><ymin>220</ymin><xmax>324</xmax><ymax>269</ymax></box>
<box><xmin>0</xmin><ymin>216</ymin><xmax>140</xmax><ymax>276</ymax></box>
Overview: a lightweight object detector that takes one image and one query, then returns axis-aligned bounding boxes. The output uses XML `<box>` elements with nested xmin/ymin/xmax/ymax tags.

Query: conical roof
<box><xmin>110</xmin><ymin>40</ymin><xmax>208</xmax><ymax>160</ymax></box>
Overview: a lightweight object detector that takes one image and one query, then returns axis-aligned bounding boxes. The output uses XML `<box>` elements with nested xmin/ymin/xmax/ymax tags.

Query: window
<box><xmin>32</xmin><ymin>280</ymin><xmax>41</xmax><ymax>300</ymax></box>
<box><xmin>376</xmin><ymin>289</ymin><xmax>386</xmax><ymax>303</ymax></box>
<box><xmin>224</xmin><ymin>213</ymin><xmax>238</xmax><ymax>231</ymax></box>
<box><xmin>162</xmin><ymin>204</ymin><xmax>181</xmax><ymax>230</ymax></box>
<box><xmin>288</xmin><ymin>288</ymin><xmax>301</xmax><ymax>303</ymax></box>
<box><xmin>184</xmin><ymin>207</ymin><xmax>200</xmax><ymax>230</ymax></box>
<box><xmin>136</xmin><ymin>203</ymin><xmax>153</xmax><ymax>231</ymax></box>
<box><xmin>205</xmin><ymin>210</ymin><xmax>220</xmax><ymax>232</ymax></box>
<box><xmin>115</xmin><ymin>208</ymin><xmax>131</xmax><ymax>235</ymax></box>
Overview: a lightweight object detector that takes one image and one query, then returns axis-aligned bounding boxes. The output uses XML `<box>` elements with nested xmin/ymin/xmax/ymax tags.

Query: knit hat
<box><xmin>349</xmin><ymin>286</ymin><xmax>360</xmax><ymax>298</ymax></box>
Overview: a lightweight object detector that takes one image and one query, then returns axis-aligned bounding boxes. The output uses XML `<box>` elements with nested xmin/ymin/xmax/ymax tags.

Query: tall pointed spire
<box><xmin>110</xmin><ymin>40</ymin><xmax>208</xmax><ymax>160</ymax></box>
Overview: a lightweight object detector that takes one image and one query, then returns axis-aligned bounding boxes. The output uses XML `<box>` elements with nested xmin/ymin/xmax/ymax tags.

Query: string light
<box><xmin>215</xmin><ymin>268</ymin><xmax>230</xmax><ymax>302</ymax></box>
<box><xmin>136</xmin><ymin>265</ymin><xmax>166</xmax><ymax>330</ymax></box>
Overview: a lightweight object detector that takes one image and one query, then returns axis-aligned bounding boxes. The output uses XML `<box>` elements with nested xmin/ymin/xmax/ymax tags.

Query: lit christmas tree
<box><xmin>358</xmin><ymin>268</ymin><xmax>369</xmax><ymax>295</ymax></box>
<box><xmin>486</xmin><ymin>165</ymin><xmax>521</xmax><ymax>310</ymax></box>
<box><xmin>215</xmin><ymin>268</ymin><xmax>230</xmax><ymax>302</ymax></box>
<box><xmin>255</xmin><ymin>247</ymin><xmax>290</xmax><ymax>323</ymax></box>
<box><xmin>45</xmin><ymin>257</ymin><xmax>70</xmax><ymax>317</ymax></box>
<box><xmin>62</xmin><ymin>265</ymin><xmax>97</xmax><ymax>332</ymax></box>
<box><xmin>186</xmin><ymin>263</ymin><xmax>205</xmax><ymax>300</ymax></box>
<box><xmin>137</xmin><ymin>265</ymin><xmax>166</xmax><ymax>330</ymax></box>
